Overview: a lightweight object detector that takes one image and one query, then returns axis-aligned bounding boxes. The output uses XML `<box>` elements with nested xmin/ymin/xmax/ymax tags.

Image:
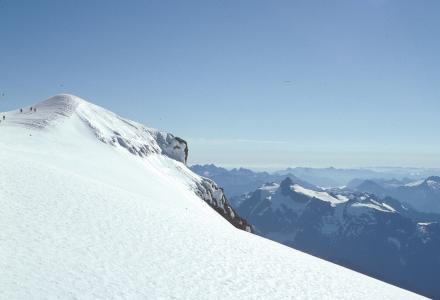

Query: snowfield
<box><xmin>292</xmin><ymin>184</ymin><xmax>348</xmax><ymax>206</ymax></box>
<box><xmin>0</xmin><ymin>95</ymin><xmax>423</xmax><ymax>299</ymax></box>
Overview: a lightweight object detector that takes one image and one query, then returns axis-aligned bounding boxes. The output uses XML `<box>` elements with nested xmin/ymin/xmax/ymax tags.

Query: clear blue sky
<box><xmin>1</xmin><ymin>0</ymin><xmax>439</xmax><ymax>169</ymax></box>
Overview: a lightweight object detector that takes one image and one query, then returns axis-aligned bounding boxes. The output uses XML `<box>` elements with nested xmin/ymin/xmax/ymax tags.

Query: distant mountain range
<box><xmin>190</xmin><ymin>164</ymin><xmax>315</xmax><ymax>199</ymax></box>
<box><xmin>234</xmin><ymin>178</ymin><xmax>440</xmax><ymax>298</ymax></box>
<box><xmin>349</xmin><ymin>176</ymin><xmax>440</xmax><ymax>214</ymax></box>
<box><xmin>191</xmin><ymin>164</ymin><xmax>440</xmax><ymax>298</ymax></box>
<box><xmin>276</xmin><ymin>167</ymin><xmax>440</xmax><ymax>187</ymax></box>
<box><xmin>191</xmin><ymin>164</ymin><xmax>440</xmax><ymax>190</ymax></box>
<box><xmin>191</xmin><ymin>164</ymin><xmax>440</xmax><ymax>215</ymax></box>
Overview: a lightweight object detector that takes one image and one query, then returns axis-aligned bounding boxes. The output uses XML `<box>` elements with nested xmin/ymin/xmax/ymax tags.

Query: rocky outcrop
<box><xmin>152</xmin><ymin>132</ymin><xmax>188</xmax><ymax>164</ymax></box>
<box><xmin>194</xmin><ymin>177</ymin><xmax>252</xmax><ymax>232</ymax></box>
<box><xmin>76</xmin><ymin>100</ymin><xmax>189</xmax><ymax>164</ymax></box>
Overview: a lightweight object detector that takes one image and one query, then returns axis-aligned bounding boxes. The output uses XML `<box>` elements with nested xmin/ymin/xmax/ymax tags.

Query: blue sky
<box><xmin>1</xmin><ymin>0</ymin><xmax>439</xmax><ymax>169</ymax></box>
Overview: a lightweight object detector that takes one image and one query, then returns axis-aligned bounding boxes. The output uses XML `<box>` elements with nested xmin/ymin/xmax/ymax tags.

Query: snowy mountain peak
<box><xmin>426</xmin><ymin>176</ymin><xmax>440</xmax><ymax>187</ymax></box>
<box><xmin>280</xmin><ymin>177</ymin><xmax>294</xmax><ymax>193</ymax></box>
<box><xmin>404</xmin><ymin>176</ymin><xmax>440</xmax><ymax>190</ymax></box>
<box><xmin>40</xmin><ymin>93</ymin><xmax>83</xmax><ymax>107</ymax></box>
<box><xmin>3</xmin><ymin>94</ymin><xmax>189</xmax><ymax>164</ymax></box>
<box><xmin>3</xmin><ymin>94</ymin><xmax>82</xmax><ymax>129</ymax></box>
<box><xmin>1</xmin><ymin>94</ymin><xmax>250</xmax><ymax>231</ymax></box>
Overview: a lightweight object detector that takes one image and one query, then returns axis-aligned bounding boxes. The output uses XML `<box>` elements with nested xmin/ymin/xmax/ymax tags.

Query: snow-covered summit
<box><xmin>3</xmin><ymin>94</ymin><xmax>81</xmax><ymax>128</ymax></box>
<box><xmin>404</xmin><ymin>177</ymin><xmax>440</xmax><ymax>189</ymax></box>
<box><xmin>3</xmin><ymin>94</ymin><xmax>188</xmax><ymax>164</ymax></box>
<box><xmin>1</xmin><ymin>94</ymin><xmax>250</xmax><ymax>231</ymax></box>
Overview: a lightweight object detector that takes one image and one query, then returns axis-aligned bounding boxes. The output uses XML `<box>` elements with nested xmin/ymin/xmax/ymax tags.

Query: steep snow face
<box><xmin>0</xmin><ymin>95</ymin><xmax>422</xmax><ymax>299</ymax></box>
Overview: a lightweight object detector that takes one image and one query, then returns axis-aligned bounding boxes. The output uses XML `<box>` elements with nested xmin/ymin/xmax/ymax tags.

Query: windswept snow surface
<box><xmin>0</xmin><ymin>95</ymin><xmax>423</xmax><ymax>299</ymax></box>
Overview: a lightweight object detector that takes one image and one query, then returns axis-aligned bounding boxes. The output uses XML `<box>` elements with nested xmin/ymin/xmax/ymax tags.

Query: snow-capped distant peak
<box><xmin>426</xmin><ymin>176</ymin><xmax>440</xmax><ymax>189</ymax></box>
<box><xmin>404</xmin><ymin>176</ymin><xmax>440</xmax><ymax>190</ymax></box>
<box><xmin>427</xmin><ymin>180</ymin><xmax>440</xmax><ymax>190</ymax></box>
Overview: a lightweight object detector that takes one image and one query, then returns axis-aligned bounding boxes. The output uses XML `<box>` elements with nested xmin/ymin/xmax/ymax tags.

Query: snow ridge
<box><xmin>1</xmin><ymin>94</ymin><xmax>250</xmax><ymax>231</ymax></box>
<box><xmin>3</xmin><ymin>94</ymin><xmax>80</xmax><ymax>128</ymax></box>
<box><xmin>3</xmin><ymin>94</ymin><xmax>188</xmax><ymax>164</ymax></box>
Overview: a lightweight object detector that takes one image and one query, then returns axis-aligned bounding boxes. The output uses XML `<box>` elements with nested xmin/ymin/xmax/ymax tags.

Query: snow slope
<box><xmin>0</xmin><ymin>94</ymin><xmax>423</xmax><ymax>299</ymax></box>
<box><xmin>292</xmin><ymin>184</ymin><xmax>348</xmax><ymax>206</ymax></box>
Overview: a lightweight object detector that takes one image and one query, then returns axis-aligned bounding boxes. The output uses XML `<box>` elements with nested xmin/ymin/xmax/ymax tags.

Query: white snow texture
<box><xmin>0</xmin><ymin>94</ymin><xmax>423</xmax><ymax>299</ymax></box>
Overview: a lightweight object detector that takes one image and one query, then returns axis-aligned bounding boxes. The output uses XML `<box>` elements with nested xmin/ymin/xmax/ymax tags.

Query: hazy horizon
<box><xmin>188</xmin><ymin>162</ymin><xmax>440</xmax><ymax>173</ymax></box>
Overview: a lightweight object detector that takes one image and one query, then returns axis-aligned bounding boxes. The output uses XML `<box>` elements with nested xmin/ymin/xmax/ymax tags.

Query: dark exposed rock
<box><xmin>174</xmin><ymin>137</ymin><xmax>188</xmax><ymax>164</ymax></box>
<box><xmin>194</xmin><ymin>178</ymin><xmax>252</xmax><ymax>232</ymax></box>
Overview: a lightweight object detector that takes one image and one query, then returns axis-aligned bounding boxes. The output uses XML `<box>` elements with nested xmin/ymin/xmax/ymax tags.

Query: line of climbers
<box><xmin>24</xmin><ymin>107</ymin><xmax>37</xmax><ymax>113</ymax></box>
<box><xmin>0</xmin><ymin>106</ymin><xmax>37</xmax><ymax>124</ymax></box>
